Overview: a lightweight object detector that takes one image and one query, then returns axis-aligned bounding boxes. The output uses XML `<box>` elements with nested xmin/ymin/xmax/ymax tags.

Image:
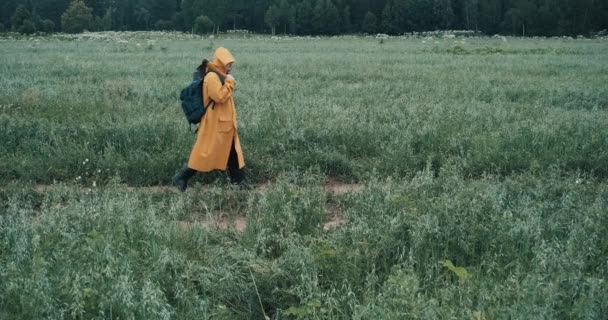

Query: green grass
<box><xmin>2</xmin><ymin>34</ymin><xmax>607</xmax><ymax>184</ymax></box>
<box><xmin>1</xmin><ymin>32</ymin><xmax>607</xmax><ymax>319</ymax></box>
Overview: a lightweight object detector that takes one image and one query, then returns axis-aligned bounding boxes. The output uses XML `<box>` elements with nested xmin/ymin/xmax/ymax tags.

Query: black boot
<box><xmin>229</xmin><ymin>167</ymin><xmax>245</xmax><ymax>185</ymax></box>
<box><xmin>173</xmin><ymin>166</ymin><xmax>197</xmax><ymax>192</ymax></box>
<box><xmin>227</xmin><ymin>141</ymin><xmax>245</xmax><ymax>185</ymax></box>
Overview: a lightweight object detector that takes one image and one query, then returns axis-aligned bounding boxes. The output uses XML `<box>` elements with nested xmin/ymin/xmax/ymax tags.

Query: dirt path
<box><xmin>173</xmin><ymin>179</ymin><xmax>362</xmax><ymax>233</ymax></box>
<box><xmin>29</xmin><ymin>179</ymin><xmax>362</xmax><ymax>195</ymax></box>
<box><xmin>324</xmin><ymin>177</ymin><xmax>364</xmax><ymax>195</ymax></box>
<box><xmin>25</xmin><ymin>179</ymin><xmax>364</xmax><ymax>232</ymax></box>
<box><xmin>178</xmin><ymin>215</ymin><xmax>248</xmax><ymax>233</ymax></box>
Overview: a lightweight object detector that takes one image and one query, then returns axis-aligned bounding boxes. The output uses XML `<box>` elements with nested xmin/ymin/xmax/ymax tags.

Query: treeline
<box><xmin>1</xmin><ymin>0</ymin><xmax>607</xmax><ymax>36</ymax></box>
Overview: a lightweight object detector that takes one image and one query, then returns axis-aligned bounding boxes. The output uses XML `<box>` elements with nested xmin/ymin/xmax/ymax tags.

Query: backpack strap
<box><xmin>190</xmin><ymin>71</ymin><xmax>226</xmax><ymax>135</ymax></box>
<box><xmin>202</xmin><ymin>71</ymin><xmax>226</xmax><ymax>110</ymax></box>
<box><xmin>207</xmin><ymin>70</ymin><xmax>225</xmax><ymax>85</ymax></box>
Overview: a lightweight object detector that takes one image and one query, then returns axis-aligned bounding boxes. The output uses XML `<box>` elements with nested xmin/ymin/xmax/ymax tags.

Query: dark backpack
<box><xmin>179</xmin><ymin>71</ymin><xmax>225</xmax><ymax>126</ymax></box>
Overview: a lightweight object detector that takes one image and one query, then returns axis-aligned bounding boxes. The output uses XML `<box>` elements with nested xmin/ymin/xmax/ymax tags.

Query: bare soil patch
<box><xmin>324</xmin><ymin>178</ymin><xmax>364</xmax><ymax>196</ymax></box>
<box><xmin>178</xmin><ymin>213</ymin><xmax>247</xmax><ymax>232</ymax></box>
<box><xmin>324</xmin><ymin>204</ymin><xmax>347</xmax><ymax>230</ymax></box>
<box><xmin>27</xmin><ymin>179</ymin><xmax>360</xmax><ymax>232</ymax></box>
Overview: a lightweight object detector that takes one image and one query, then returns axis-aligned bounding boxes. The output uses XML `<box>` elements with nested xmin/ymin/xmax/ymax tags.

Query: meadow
<box><xmin>1</xmin><ymin>31</ymin><xmax>607</xmax><ymax>319</ymax></box>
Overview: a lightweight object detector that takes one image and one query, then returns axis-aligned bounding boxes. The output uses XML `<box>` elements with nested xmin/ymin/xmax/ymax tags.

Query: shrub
<box><xmin>18</xmin><ymin>19</ymin><xmax>37</xmax><ymax>34</ymax></box>
<box><xmin>61</xmin><ymin>0</ymin><xmax>93</xmax><ymax>33</ymax></box>
<box><xmin>11</xmin><ymin>5</ymin><xmax>31</xmax><ymax>32</ymax></box>
<box><xmin>40</xmin><ymin>19</ymin><xmax>55</xmax><ymax>33</ymax></box>
<box><xmin>154</xmin><ymin>20</ymin><xmax>173</xmax><ymax>31</ymax></box>
<box><xmin>0</xmin><ymin>22</ymin><xmax>5</xmax><ymax>32</ymax></box>
<box><xmin>193</xmin><ymin>15</ymin><xmax>214</xmax><ymax>34</ymax></box>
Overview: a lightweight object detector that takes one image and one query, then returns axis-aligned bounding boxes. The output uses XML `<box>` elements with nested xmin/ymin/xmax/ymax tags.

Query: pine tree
<box><xmin>381</xmin><ymin>0</ymin><xmax>396</xmax><ymax>34</ymax></box>
<box><xmin>325</xmin><ymin>0</ymin><xmax>340</xmax><ymax>34</ymax></box>
<box><xmin>1</xmin><ymin>0</ymin><xmax>606</xmax><ymax>37</ymax></box>
<box><xmin>265</xmin><ymin>4</ymin><xmax>279</xmax><ymax>35</ymax></box>
<box><xmin>342</xmin><ymin>5</ymin><xmax>352</xmax><ymax>33</ymax></box>
<box><xmin>278</xmin><ymin>0</ymin><xmax>291</xmax><ymax>34</ymax></box>
<box><xmin>478</xmin><ymin>0</ymin><xmax>500</xmax><ymax>35</ymax></box>
<box><xmin>537</xmin><ymin>1</ymin><xmax>558</xmax><ymax>36</ymax></box>
<box><xmin>312</xmin><ymin>0</ymin><xmax>324</xmax><ymax>34</ymax></box>
<box><xmin>312</xmin><ymin>0</ymin><xmax>340</xmax><ymax>34</ymax></box>
<box><xmin>149</xmin><ymin>0</ymin><xmax>176</xmax><ymax>22</ymax></box>
<box><xmin>463</xmin><ymin>0</ymin><xmax>479</xmax><ymax>31</ymax></box>
<box><xmin>134</xmin><ymin>7</ymin><xmax>151</xmax><ymax>30</ymax></box>
<box><xmin>433</xmin><ymin>0</ymin><xmax>455</xmax><ymax>30</ymax></box>
<box><xmin>180</xmin><ymin>0</ymin><xmax>199</xmax><ymax>31</ymax></box>
<box><xmin>362</xmin><ymin>10</ymin><xmax>377</xmax><ymax>34</ymax></box>
<box><xmin>296</xmin><ymin>0</ymin><xmax>314</xmax><ymax>35</ymax></box>
<box><xmin>100</xmin><ymin>7</ymin><xmax>113</xmax><ymax>31</ymax></box>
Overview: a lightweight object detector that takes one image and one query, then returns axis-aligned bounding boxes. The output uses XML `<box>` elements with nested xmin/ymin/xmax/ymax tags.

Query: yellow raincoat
<box><xmin>188</xmin><ymin>47</ymin><xmax>245</xmax><ymax>172</ymax></box>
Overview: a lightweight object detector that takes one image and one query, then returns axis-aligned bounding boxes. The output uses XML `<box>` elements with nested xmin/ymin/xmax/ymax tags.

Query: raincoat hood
<box><xmin>209</xmin><ymin>47</ymin><xmax>236</xmax><ymax>75</ymax></box>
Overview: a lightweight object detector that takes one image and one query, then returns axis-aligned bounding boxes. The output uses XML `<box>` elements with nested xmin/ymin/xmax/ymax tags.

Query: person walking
<box><xmin>174</xmin><ymin>47</ymin><xmax>245</xmax><ymax>192</ymax></box>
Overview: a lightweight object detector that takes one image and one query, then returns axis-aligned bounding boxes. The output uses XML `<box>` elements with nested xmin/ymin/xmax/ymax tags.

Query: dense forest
<box><xmin>2</xmin><ymin>0</ymin><xmax>607</xmax><ymax>36</ymax></box>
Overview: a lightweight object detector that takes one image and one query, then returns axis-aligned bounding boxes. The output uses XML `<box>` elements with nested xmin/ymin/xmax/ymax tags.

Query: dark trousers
<box><xmin>182</xmin><ymin>139</ymin><xmax>244</xmax><ymax>184</ymax></box>
<box><xmin>227</xmin><ymin>140</ymin><xmax>245</xmax><ymax>184</ymax></box>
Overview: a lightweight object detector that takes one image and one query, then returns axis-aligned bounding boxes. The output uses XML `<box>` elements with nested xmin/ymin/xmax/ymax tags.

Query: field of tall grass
<box><xmin>1</xmin><ymin>32</ymin><xmax>607</xmax><ymax>319</ymax></box>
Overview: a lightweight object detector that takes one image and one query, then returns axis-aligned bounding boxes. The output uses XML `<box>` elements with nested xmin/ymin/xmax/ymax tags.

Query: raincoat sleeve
<box><xmin>206</xmin><ymin>73</ymin><xmax>235</xmax><ymax>104</ymax></box>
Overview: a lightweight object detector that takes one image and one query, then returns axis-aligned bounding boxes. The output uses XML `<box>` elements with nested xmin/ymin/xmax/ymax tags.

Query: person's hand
<box><xmin>226</xmin><ymin>74</ymin><xmax>235</xmax><ymax>82</ymax></box>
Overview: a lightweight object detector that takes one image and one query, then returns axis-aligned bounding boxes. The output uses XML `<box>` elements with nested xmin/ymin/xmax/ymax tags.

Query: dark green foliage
<box><xmin>362</xmin><ymin>11</ymin><xmax>377</xmax><ymax>34</ymax></box>
<box><xmin>154</xmin><ymin>19</ymin><xmax>173</xmax><ymax>31</ymax></box>
<box><xmin>381</xmin><ymin>0</ymin><xmax>404</xmax><ymax>34</ymax></box>
<box><xmin>171</xmin><ymin>11</ymin><xmax>188</xmax><ymax>32</ymax></box>
<box><xmin>61</xmin><ymin>0</ymin><xmax>93</xmax><ymax>33</ymax></box>
<box><xmin>34</xmin><ymin>0</ymin><xmax>72</xmax><ymax>30</ymax></box>
<box><xmin>96</xmin><ymin>8</ymin><xmax>113</xmax><ymax>31</ymax></box>
<box><xmin>433</xmin><ymin>0</ymin><xmax>454</xmax><ymax>29</ymax></box>
<box><xmin>18</xmin><ymin>19</ymin><xmax>36</xmax><ymax>34</ymax></box>
<box><xmin>1</xmin><ymin>33</ymin><xmax>607</xmax><ymax>319</ymax></box>
<box><xmin>264</xmin><ymin>4</ymin><xmax>280</xmax><ymax>35</ymax></box>
<box><xmin>134</xmin><ymin>7</ymin><xmax>152</xmax><ymax>30</ymax></box>
<box><xmin>0</xmin><ymin>22</ymin><xmax>5</xmax><ymax>32</ymax></box>
<box><xmin>342</xmin><ymin>5</ymin><xmax>352</xmax><ymax>33</ymax></box>
<box><xmin>193</xmin><ymin>15</ymin><xmax>214</xmax><ymax>34</ymax></box>
<box><xmin>312</xmin><ymin>0</ymin><xmax>340</xmax><ymax>35</ymax></box>
<box><xmin>11</xmin><ymin>5</ymin><xmax>32</xmax><ymax>32</ymax></box>
<box><xmin>295</xmin><ymin>0</ymin><xmax>314</xmax><ymax>34</ymax></box>
<box><xmin>5</xmin><ymin>0</ymin><xmax>608</xmax><ymax>35</ymax></box>
<box><xmin>40</xmin><ymin>19</ymin><xmax>55</xmax><ymax>33</ymax></box>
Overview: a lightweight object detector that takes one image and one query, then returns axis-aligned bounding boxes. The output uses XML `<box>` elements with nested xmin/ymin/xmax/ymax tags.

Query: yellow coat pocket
<box><xmin>218</xmin><ymin>117</ymin><xmax>233</xmax><ymax>133</ymax></box>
